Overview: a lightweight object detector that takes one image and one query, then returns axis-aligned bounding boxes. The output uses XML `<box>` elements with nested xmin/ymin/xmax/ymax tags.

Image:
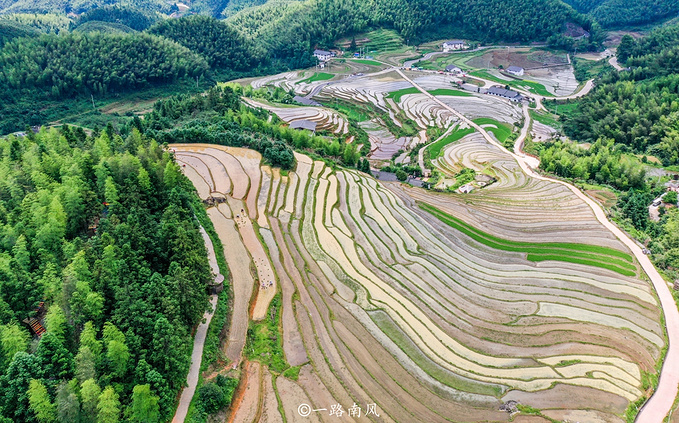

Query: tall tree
<box><xmin>128</xmin><ymin>384</ymin><xmax>160</xmax><ymax>423</ymax></box>
<box><xmin>28</xmin><ymin>379</ymin><xmax>56</xmax><ymax>423</ymax></box>
<box><xmin>96</xmin><ymin>386</ymin><xmax>120</xmax><ymax>423</ymax></box>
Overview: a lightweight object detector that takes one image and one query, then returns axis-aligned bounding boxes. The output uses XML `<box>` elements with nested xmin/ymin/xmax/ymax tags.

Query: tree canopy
<box><xmin>0</xmin><ymin>123</ymin><xmax>213</xmax><ymax>421</ymax></box>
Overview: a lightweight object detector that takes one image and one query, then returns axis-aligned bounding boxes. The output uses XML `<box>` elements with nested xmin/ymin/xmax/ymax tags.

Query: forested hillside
<box><xmin>563</xmin><ymin>0</ymin><xmax>679</xmax><ymax>27</ymax></box>
<box><xmin>0</xmin><ymin>19</ymin><xmax>38</xmax><ymax>46</ymax></box>
<box><xmin>560</xmin><ymin>23</ymin><xmax>679</xmax><ymax>166</ymax></box>
<box><xmin>0</xmin><ymin>125</ymin><xmax>212</xmax><ymax>422</ymax></box>
<box><xmin>74</xmin><ymin>5</ymin><xmax>159</xmax><ymax>31</ymax></box>
<box><xmin>148</xmin><ymin>15</ymin><xmax>261</xmax><ymax>73</ymax></box>
<box><xmin>0</xmin><ymin>32</ymin><xmax>208</xmax><ymax>97</ymax></box>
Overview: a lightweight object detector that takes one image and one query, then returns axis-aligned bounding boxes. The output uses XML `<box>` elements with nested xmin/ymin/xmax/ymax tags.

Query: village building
<box><xmin>445</xmin><ymin>64</ymin><xmax>462</xmax><ymax>73</ymax></box>
<box><xmin>506</xmin><ymin>66</ymin><xmax>525</xmax><ymax>77</ymax></box>
<box><xmin>665</xmin><ymin>180</ymin><xmax>679</xmax><ymax>192</ymax></box>
<box><xmin>486</xmin><ymin>86</ymin><xmax>524</xmax><ymax>102</ymax></box>
<box><xmin>290</xmin><ymin>120</ymin><xmax>317</xmax><ymax>134</ymax></box>
<box><xmin>442</xmin><ymin>40</ymin><xmax>467</xmax><ymax>52</ymax></box>
<box><xmin>313</xmin><ymin>49</ymin><xmax>333</xmax><ymax>62</ymax></box>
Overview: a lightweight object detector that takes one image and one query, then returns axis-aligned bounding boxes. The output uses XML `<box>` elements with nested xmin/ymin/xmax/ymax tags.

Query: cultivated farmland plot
<box><xmin>171</xmin><ymin>139</ymin><xmax>662</xmax><ymax>422</ymax></box>
<box><xmin>244</xmin><ymin>98</ymin><xmax>349</xmax><ymax>134</ymax></box>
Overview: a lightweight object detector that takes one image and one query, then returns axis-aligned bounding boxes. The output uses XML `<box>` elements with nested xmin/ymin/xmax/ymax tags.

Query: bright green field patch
<box><xmin>428</xmin><ymin>127</ymin><xmax>475</xmax><ymax>158</ymax></box>
<box><xmin>386</xmin><ymin>87</ymin><xmax>420</xmax><ymax>102</ymax></box>
<box><xmin>526</xmin><ymin>254</ymin><xmax>636</xmax><ymax>276</ymax></box>
<box><xmin>428</xmin><ymin>88</ymin><xmax>472</xmax><ymax>97</ymax></box>
<box><xmin>472</xmin><ymin>118</ymin><xmax>512</xmax><ymax>142</ymax></box>
<box><xmin>388</xmin><ymin>87</ymin><xmax>472</xmax><ymax>103</ymax></box>
<box><xmin>332</xmin><ymin>102</ymin><xmax>371</xmax><ymax>122</ymax></box>
<box><xmin>471</xmin><ymin>70</ymin><xmax>552</xmax><ymax>97</ymax></box>
<box><xmin>420</xmin><ymin>203</ymin><xmax>637</xmax><ymax>276</ymax></box>
<box><xmin>351</xmin><ymin>59</ymin><xmax>383</xmax><ymax>66</ymax></box>
<box><xmin>296</xmin><ymin>72</ymin><xmax>335</xmax><ymax>84</ymax></box>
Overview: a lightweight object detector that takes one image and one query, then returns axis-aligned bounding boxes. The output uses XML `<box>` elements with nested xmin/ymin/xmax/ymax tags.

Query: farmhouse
<box><xmin>665</xmin><ymin>180</ymin><xmax>679</xmax><ymax>192</ymax></box>
<box><xmin>506</xmin><ymin>66</ymin><xmax>525</xmax><ymax>77</ymax></box>
<box><xmin>445</xmin><ymin>64</ymin><xmax>462</xmax><ymax>73</ymax></box>
<box><xmin>313</xmin><ymin>49</ymin><xmax>333</xmax><ymax>62</ymax></box>
<box><xmin>486</xmin><ymin>86</ymin><xmax>523</xmax><ymax>102</ymax></box>
<box><xmin>442</xmin><ymin>40</ymin><xmax>467</xmax><ymax>52</ymax></box>
<box><xmin>290</xmin><ymin>120</ymin><xmax>317</xmax><ymax>133</ymax></box>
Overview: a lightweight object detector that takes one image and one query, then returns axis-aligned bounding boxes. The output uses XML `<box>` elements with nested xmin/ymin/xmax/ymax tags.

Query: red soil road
<box><xmin>395</xmin><ymin>68</ymin><xmax>679</xmax><ymax>423</ymax></box>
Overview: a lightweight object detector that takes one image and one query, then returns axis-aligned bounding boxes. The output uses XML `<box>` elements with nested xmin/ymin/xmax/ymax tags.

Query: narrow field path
<box><xmin>513</xmin><ymin>104</ymin><xmax>539</xmax><ymax>169</ymax></box>
<box><xmin>172</xmin><ymin>226</ymin><xmax>221</xmax><ymax>423</ymax></box>
<box><xmin>396</xmin><ymin>68</ymin><xmax>679</xmax><ymax>423</ymax></box>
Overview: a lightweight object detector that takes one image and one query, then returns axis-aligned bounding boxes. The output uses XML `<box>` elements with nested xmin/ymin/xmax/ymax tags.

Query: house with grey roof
<box><xmin>290</xmin><ymin>120</ymin><xmax>317</xmax><ymax>133</ymax></box>
<box><xmin>486</xmin><ymin>86</ymin><xmax>523</xmax><ymax>102</ymax></box>
<box><xmin>506</xmin><ymin>66</ymin><xmax>524</xmax><ymax>77</ymax></box>
<box><xmin>445</xmin><ymin>64</ymin><xmax>462</xmax><ymax>73</ymax></box>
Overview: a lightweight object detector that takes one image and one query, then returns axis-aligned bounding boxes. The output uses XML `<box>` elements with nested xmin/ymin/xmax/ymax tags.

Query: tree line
<box><xmin>563</xmin><ymin>0</ymin><xmax>679</xmax><ymax>28</ymax></box>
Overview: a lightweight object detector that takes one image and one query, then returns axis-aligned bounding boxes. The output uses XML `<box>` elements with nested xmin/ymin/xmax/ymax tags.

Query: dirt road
<box><xmin>397</xmin><ymin>68</ymin><xmax>679</xmax><ymax>423</ymax></box>
<box><xmin>172</xmin><ymin>226</ymin><xmax>221</xmax><ymax>423</ymax></box>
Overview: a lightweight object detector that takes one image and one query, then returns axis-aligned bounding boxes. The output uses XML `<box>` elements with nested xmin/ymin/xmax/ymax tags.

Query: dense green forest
<box><xmin>563</xmin><ymin>0</ymin><xmax>679</xmax><ymax>28</ymax></box>
<box><xmin>0</xmin><ymin>124</ymin><xmax>213</xmax><ymax>422</ymax></box>
<box><xmin>0</xmin><ymin>32</ymin><xmax>207</xmax><ymax>97</ymax></box>
<box><xmin>0</xmin><ymin>19</ymin><xmax>38</xmax><ymax>46</ymax></box>
<box><xmin>147</xmin><ymin>15</ymin><xmax>261</xmax><ymax>74</ymax></box>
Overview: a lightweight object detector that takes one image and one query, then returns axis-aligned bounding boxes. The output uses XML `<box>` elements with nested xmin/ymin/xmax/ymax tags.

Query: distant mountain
<box><xmin>0</xmin><ymin>0</ymin><xmax>171</xmax><ymax>15</ymax></box>
<box><xmin>562</xmin><ymin>0</ymin><xmax>679</xmax><ymax>27</ymax></box>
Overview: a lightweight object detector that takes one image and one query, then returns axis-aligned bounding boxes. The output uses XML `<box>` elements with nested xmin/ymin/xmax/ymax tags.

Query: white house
<box><xmin>442</xmin><ymin>40</ymin><xmax>466</xmax><ymax>52</ymax></box>
<box><xmin>445</xmin><ymin>64</ymin><xmax>462</xmax><ymax>73</ymax></box>
<box><xmin>506</xmin><ymin>66</ymin><xmax>524</xmax><ymax>77</ymax></box>
<box><xmin>313</xmin><ymin>49</ymin><xmax>333</xmax><ymax>62</ymax></box>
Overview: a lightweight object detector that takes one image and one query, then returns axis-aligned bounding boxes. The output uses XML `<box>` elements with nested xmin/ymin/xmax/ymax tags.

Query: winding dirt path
<box><xmin>172</xmin><ymin>226</ymin><xmax>221</xmax><ymax>423</ymax></box>
<box><xmin>396</xmin><ymin>68</ymin><xmax>679</xmax><ymax>423</ymax></box>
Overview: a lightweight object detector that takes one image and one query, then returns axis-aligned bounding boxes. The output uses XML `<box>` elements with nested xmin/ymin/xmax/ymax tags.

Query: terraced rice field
<box><xmin>244</xmin><ymin>98</ymin><xmax>349</xmax><ymax>134</ymax></box>
<box><xmin>172</xmin><ymin>139</ymin><xmax>662</xmax><ymax>422</ymax></box>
